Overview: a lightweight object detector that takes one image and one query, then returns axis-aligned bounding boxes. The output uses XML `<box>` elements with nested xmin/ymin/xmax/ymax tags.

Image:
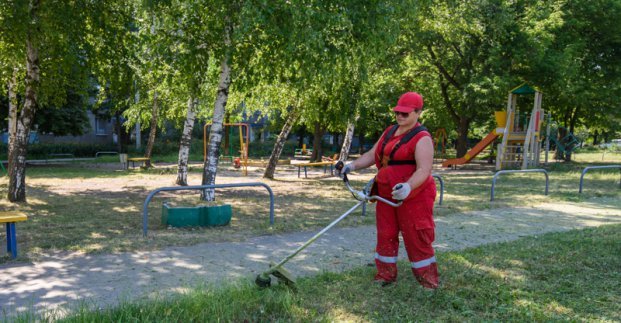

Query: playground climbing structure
<box><xmin>442</xmin><ymin>83</ymin><xmax>547</xmax><ymax>170</ymax></box>
<box><xmin>496</xmin><ymin>84</ymin><xmax>544</xmax><ymax>170</ymax></box>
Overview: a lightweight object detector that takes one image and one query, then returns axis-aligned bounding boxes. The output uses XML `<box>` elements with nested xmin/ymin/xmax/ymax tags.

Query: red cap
<box><xmin>393</xmin><ymin>92</ymin><xmax>424</xmax><ymax>113</ymax></box>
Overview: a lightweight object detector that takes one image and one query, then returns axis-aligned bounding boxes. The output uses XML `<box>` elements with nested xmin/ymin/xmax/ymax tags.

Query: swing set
<box><xmin>203</xmin><ymin>123</ymin><xmax>250</xmax><ymax>176</ymax></box>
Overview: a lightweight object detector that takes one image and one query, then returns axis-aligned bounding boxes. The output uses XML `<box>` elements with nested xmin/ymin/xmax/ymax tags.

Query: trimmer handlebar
<box><xmin>335</xmin><ymin>161</ymin><xmax>402</xmax><ymax>207</ymax></box>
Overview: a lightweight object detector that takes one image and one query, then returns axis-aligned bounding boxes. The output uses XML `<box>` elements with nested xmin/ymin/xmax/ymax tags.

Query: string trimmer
<box><xmin>254</xmin><ymin>161</ymin><xmax>402</xmax><ymax>288</ymax></box>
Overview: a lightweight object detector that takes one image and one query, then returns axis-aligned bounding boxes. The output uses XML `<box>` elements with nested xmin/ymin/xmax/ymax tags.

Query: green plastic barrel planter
<box><xmin>162</xmin><ymin>203</ymin><xmax>232</xmax><ymax>227</ymax></box>
<box><xmin>201</xmin><ymin>204</ymin><xmax>233</xmax><ymax>227</ymax></box>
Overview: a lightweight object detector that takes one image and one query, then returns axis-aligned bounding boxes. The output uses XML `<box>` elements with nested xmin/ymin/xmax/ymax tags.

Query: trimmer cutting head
<box><xmin>269</xmin><ymin>261</ymin><xmax>296</xmax><ymax>287</ymax></box>
<box><xmin>255</xmin><ymin>262</ymin><xmax>297</xmax><ymax>288</ymax></box>
<box><xmin>255</xmin><ymin>273</ymin><xmax>271</xmax><ymax>288</ymax></box>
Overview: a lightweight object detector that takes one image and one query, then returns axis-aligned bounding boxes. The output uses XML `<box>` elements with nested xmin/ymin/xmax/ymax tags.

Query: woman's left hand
<box><xmin>391</xmin><ymin>183</ymin><xmax>411</xmax><ymax>200</ymax></box>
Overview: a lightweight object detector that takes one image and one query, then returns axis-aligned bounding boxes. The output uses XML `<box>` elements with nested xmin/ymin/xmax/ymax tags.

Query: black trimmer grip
<box><xmin>334</xmin><ymin>160</ymin><xmax>348</xmax><ymax>182</ymax></box>
<box><xmin>335</xmin><ymin>161</ymin><xmax>344</xmax><ymax>172</ymax></box>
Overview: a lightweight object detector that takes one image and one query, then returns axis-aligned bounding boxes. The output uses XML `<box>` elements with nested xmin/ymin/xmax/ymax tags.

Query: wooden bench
<box><xmin>293</xmin><ymin>161</ymin><xmax>336</xmax><ymax>178</ymax></box>
<box><xmin>127</xmin><ymin>157</ymin><xmax>151</xmax><ymax>169</ymax></box>
<box><xmin>0</xmin><ymin>211</ymin><xmax>28</xmax><ymax>259</ymax></box>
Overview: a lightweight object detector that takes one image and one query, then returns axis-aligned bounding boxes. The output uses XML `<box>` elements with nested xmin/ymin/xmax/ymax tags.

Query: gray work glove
<box><xmin>391</xmin><ymin>183</ymin><xmax>411</xmax><ymax>200</ymax></box>
<box><xmin>337</xmin><ymin>163</ymin><xmax>355</xmax><ymax>178</ymax></box>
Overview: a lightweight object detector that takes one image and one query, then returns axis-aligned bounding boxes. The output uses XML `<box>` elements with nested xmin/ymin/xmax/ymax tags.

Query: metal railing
<box><xmin>41</xmin><ymin>153</ymin><xmax>77</xmax><ymax>164</ymax></box>
<box><xmin>579</xmin><ymin>165</ymin><xmax>621</xmax><ymax>193</ymax></box>
<box><xmin>491</xmin><ymin>169</ymin><xmax>549</xmax><ymax>201</ymax></box>
<box><xmin>48</xmin><ymin>153</ymin><xmax>74</xmax><ymax>158</ymax></box>
<box><xmin>95</xmin><ymin>151</ymin><xmax>119</xmax><ymax>158</ymax></box>
<box><xmin>142</xmin><ymin>182</ymin><xmax>275</xmax><ymax>236</ymax></box>
<box><xmin>433</xmin><ymin>174</ymin><xmax>444</xmax><ymax>205</ymax></box>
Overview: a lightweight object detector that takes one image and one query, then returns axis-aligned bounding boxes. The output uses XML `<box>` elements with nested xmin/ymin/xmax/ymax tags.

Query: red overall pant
<box><xmin>373</xmin><ymin>125</ymin><xmax>439</xmax><ymax>288</ymax></box>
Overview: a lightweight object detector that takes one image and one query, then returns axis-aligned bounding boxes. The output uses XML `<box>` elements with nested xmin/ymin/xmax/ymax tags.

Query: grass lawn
<box><xmin>49</xmin><ymin>224</ymin><xmax>621</xmax><ymax>322</ymax></box>
<box><xmin>1</xmin><ymin>151</ymin><xmax>620</xmax><ymax>262</ymax></box>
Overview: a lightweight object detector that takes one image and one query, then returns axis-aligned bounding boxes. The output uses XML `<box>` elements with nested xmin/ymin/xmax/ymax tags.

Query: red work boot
<box><xmin>413</xmin><ymin>262</ymin><xmax>439</xmax><ymax>289</ymax></box>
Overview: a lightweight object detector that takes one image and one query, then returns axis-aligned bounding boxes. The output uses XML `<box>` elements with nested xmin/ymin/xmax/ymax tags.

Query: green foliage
<box><xmin>34</xmin><ymin>92</ymin><xmax>91</xmax><ymax>136</ymax></box>
<box><xmin>2</xmin><ymin>0</ymin><xmax>621</xmax><ymax>167</ymax></box>
<box><xmin>0</xmin><ymin>0</ymin><xmax>106</xmax><ymax>108</ymax></box>
<box><xmin>0</xmin><ymin>143</ymin><xmax>118</xmax><ymax>159</ymax></box>
<box><xmin>525</xmin><ymin>0</ymin><xmax>621</xmax><ymax>135</ymax></box>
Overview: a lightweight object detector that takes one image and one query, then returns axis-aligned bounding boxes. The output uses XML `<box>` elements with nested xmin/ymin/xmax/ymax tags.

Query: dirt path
<box><xmin>1</xmin><ymin>199</ymin><xmax>620</xmax><ymax>318</ymax></box>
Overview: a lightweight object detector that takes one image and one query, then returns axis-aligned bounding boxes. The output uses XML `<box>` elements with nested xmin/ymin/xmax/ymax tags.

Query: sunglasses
<box><xmin>394</xmin><ymin>110</ymin><xmax>421</xmax><ymax>118</ymax></box>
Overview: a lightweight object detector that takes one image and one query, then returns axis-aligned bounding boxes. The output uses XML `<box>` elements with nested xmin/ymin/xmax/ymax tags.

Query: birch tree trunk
<box><xmin>263</xmin><ymin>106</ymin><xmax>300</xmax><ymax>179</ymax></box>
<box><xmin>223</xmin><ymin>112</ymin><xmax>230</xmax><ymax>156</ymax></box>
<box><xmin>201</xmin><ymin>53</ymin><xmax>231</xmax><ymax>201</ymax></box>
<box><xmin>8</xmin><ymin>14</ymin><xmax>40</xmax><ymax>202</ymax></box>
<box><xmin>176</xmin><ymin>97</ymin><xmax>197</xmax><ymax>185</ymax></box>
<box><xmin>310</xmin><ymin>122</ymin><xmax>324</xmax><ymax>162</ymax></box>
<box><xmin>144</xmin><ymin>90</ymin><xmax>158</xmax><ymax>167</ymax></box>
<box><xmin>339</xmin><ymin>116</ymin><xmax>357</xmax><ymax>161</ymax></box>
<box><xmin>7</xmin><ymin>68</ymin><xmax>19</xmax><ymax>150</ymax></box>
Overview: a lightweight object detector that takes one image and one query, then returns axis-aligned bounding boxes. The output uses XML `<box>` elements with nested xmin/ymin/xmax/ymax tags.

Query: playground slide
<box><xmin>442</xmin><ymin>131</ymin><xmax>499</xmax><ymax>167</ymax></box>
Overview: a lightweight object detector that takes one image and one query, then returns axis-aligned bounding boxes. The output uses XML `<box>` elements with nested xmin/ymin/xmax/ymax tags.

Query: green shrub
<box><xmin>0</xmin><ymin>143</ymin><xmax>118</xmax><ymax>159</ymax></box>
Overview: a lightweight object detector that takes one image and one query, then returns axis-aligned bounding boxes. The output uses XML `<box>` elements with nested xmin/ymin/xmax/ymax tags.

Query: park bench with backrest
<box><xmin>0</xmin><ymin>211</ymin><xmax>28</xmax><ymax>259</ymax></box>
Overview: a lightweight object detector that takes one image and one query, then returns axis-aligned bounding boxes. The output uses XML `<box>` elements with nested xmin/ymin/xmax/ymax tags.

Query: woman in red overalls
<box><xmin>338</xmin><ymin>92</ymin><xmax>439</xmax><ymax>289</ymax></box>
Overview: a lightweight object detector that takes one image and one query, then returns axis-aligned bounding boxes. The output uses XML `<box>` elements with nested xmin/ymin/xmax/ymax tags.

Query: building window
<box><xmin>95</xmin><ymin>118</ymin><xmax>107</xmax><ymax>135</ymax></box>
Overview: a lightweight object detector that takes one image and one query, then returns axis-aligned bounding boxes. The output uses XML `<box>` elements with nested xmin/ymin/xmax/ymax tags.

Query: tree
<box><xmin>168</xmin><ymin>2</ymin><xmax>215</xmax><ymax>185</ymax></box>
<box><xmin>88</xmin><ymin>1</ymin><xmax>138</xmax><ymax>154</ymax></box>
<box><xmin>0</xmin><ymin>0</ymin><xmax>108</xmax><ymax>201</ymax></box>
<box><xmin>201</xmin><ymin>0</ymin><xmax>304</xmax><ymax>189</ymax></box>
<box><xmin>33</xmin><ymin>91</ymin><xmax>91</xmax><ymax>136</ymax></box>
<box><xmin>255</xmin><ymin>1</ymin><xmax>403</xmax><ymax>164</ymax></box>
<box><xmin>401</xmin><ymin>1</ymin><xmax>531</xmax><ymax>157</ymax></box>
<box><xmin>524</xmin><ymin>0</ymin><xmax>621</xmax><ymax>159</ymax></box>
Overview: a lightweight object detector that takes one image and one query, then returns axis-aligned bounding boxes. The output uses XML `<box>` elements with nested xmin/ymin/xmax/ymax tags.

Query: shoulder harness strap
<box><xmin>379</xmin><ymin>125</ymin><xmax>400</xmax><ymax>166</ymax></box>
<box><xmin>388</xmin><ymin>126</ymin><xmax>428</xmax><ymax>162</ymax></box>
<box><xmin>381</xmin><ymin>125</ymin><xmax>429</xmax><ymax>167</ymax></box>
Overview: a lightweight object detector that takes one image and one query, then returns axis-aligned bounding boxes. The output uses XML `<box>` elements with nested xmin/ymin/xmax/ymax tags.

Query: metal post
<box><xmin>491</xmin><ymin>169</ymin><xmax>549</xmax><ymax>202</ymax></box>
<box><xmin>432</xmin><ymin>174</ymin><xmax>444</xmax><ymax>205</ymax></box>
<box><xmin>578</xmin><ymin>165</ymin><xmax>621</xmax><ymax>193</ymax></box>
<box><xmin>545</xmin><ymin>112</ymin><xmax>551</xmax><ymax>165</ymax></box>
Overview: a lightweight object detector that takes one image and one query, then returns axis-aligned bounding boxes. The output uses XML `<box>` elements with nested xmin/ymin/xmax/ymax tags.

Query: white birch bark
<box><xmin>176</xmin><ymin>97</ymin><xmax>197</xmax><ymax>186</ymax></box>
<box><xmin>201</xmin><ymin>50</ymin><xmax>231</xmax><ymax>201</ymax></box>
<box><xmin>339</xmin><ymin>116</ymin><xmax>357</xmax><ymax>162</ymax></box>
<box><xmin>7</xmin><ymin>68</ymin><xmax>18</xmax><ymax>150</ymax></box>
<box><xmin>263</xmin><ymin>106</ymin><xmax>300</xmax><ymax>179</ymax></box>
<box><xmin>9</xmin><ymin>3</ymin><xmax>39</xmax><ymax>202</ymax></box>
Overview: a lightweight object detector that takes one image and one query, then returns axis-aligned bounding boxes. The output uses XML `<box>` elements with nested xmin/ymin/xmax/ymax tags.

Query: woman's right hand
<box><xmin>336</xmin><ymin>163</ymin><xmax>355</xmax><ymax>178</ymax></box>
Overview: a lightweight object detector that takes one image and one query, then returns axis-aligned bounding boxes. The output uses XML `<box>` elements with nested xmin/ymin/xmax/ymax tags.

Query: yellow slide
<box><xmin>442</xmin><ymin>131</ymin><xmax>499</xmax><ymax>168</ymax></box>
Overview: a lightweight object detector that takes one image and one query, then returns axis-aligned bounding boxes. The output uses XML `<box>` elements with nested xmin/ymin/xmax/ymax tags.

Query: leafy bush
<box><xmin>0</xmin><ymin>143</ymin><xmax>119</xmax><ymax>159</ymax></box>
